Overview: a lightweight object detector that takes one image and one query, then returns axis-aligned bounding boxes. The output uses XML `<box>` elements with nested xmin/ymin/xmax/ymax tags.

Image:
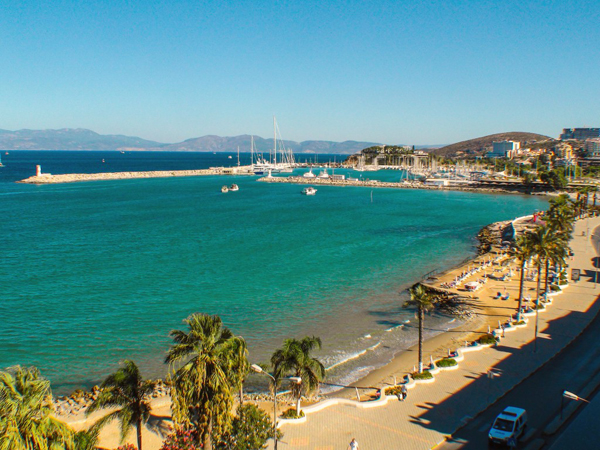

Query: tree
<box><xmin>215</xmin><ymin>404</ymin><xmax>276</xmax><ymax>450</ymax></box>
<box><xmin>271</xmin><ymin>336</ymin><xmax>325</xmax><ymax>414</ymax></box>
<box><xmin>165</xmin><ymin>313</ymin><xmax>247</xmax><ymax>450</ymax></box>
<box><xmin>403</xmin><ymin>284</ymin><xmax>472</xmax><ymax>373</ymax></box>
<box><xmin>0</xmin><ymin>366</ymin><xmax>74</xmax><ymax>450</ymax></box>
<box><xmin>510</xmin><ymin>234</ymin><xmax>535</xmax><ymax>321</ymax></box>
<box><xmin>86</xmin><ymin>360</ymin><xmax>156</xmax><ymax>450</ymax></box>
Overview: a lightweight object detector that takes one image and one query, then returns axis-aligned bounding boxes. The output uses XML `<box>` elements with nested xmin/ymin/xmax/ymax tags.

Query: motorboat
<box><xmin>221</xmin><ymin>185</ymin><xmax>229</xmax><ymax>193</ymax></box>
<box><xmin>317</xmin><ymin>169</ymin><xmax>330</xmax><ymax>179</ymax></box>
<box><xmin>303</xmin><ymin>168</ymin><xmax>316</xmax><ymax>178</ymax></box>
<box><xmin>229</xmin><ymin>184</ymin><xmax>239</xmax><ymax>191</ymax></box>
<box><xmin>302</xmin><ymin>187</ymin><xmax>317</xmax><ymax>195</ymax></box>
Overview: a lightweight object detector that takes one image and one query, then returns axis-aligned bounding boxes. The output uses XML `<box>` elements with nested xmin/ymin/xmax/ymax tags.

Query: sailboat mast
<box><xmin>273</xmin><ymin>116</ymin><xmax>277</xmax><ymax>166</ymax></box>
<box><xmin>237</xmin><ymin>146</ymin><xmax>240</xmax><ymax>166</ymax></box>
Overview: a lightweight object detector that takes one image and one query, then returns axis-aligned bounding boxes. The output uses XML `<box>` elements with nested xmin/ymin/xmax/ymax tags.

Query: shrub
<box><xmin>215</xmin><ymin>403</ymin><xmax>280</xmax><ymax>450</ymax></box>
<box><xmin>550</xmin><ymin>284</ymin><xmax>561</xmax><ymax>292</ymax></box>
<box><xmin>116</xmin><ymin>445</ymin><xmax>137</xmax><ymax>450</ymax></box>
<box><xmin>437</xmin><ymin>358</ymin><xmax>457</xmax><ymax>367</ymax></box>
<box><xmin>515</xmin><ymin>321</ymin><xmax>526</xmax><ymax>326</ymax></box>
<box><xmin>478</xmin><ymin>334</ymin><xmax>497</xmax><ymax>345</ymax></box>
<box><xmin>411</xmin><ymin>371</ymin><xmax>433</xmax><ymax>380</ymax></box>
<box><xmin>159</xmin><ymin>428</ymin><xmax>201</xmax><ymax>450</ymax></box>
<box><xmin>280</xmin><ymin>408</ymin><xmax>305</xmax><ymax>419</ymax></box>
<box><xmin>385</xmin><ymin>385</ymin><xmax>406</xmax><ymax>395</ymax></box>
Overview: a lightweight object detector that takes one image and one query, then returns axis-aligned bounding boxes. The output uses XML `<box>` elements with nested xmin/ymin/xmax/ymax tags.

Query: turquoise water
<box><xmin>0</xmin><ymin>152</ymin><xmax>548</xmax><ymax>393</ymax></box>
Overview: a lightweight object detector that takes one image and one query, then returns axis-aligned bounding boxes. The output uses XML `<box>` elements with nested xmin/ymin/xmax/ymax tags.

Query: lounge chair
<box><xmin>502</xmin><ymin>293</ymin><xmax>510</xmax><ymax>301</ymax></box>
<box><xmin>493</xmin><ymin>292</ymin><xmax>502</xmax><ymax>300</ymax></box>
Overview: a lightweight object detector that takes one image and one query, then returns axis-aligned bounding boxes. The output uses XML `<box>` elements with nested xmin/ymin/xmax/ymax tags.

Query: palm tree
<box><xmin>0</xmin><ymin>366</ymin><xmax>74</xmax><ymax>450</ymax></box>
<box><xmin>546</xmin><ymin>195</ymin><xmax>576</xmax><ymax>238</ymax></box>
<box><xmin>510</xmin><ymin>233</ymin><xmax>535</xmax><ymax>321</ymax></box>
<box><xmin>86</xmin><ymin>360</ymin><xmax>156</xmax><ymax>450</ymax></box>
<box><xmin>527</xmin><ymin>226</ymin><xmax>567</xmax><ymax>350</ymax></box>
<box><xmin>229</xmin><ymin>337</ymin><xmax>249</xmax><ymax>406</ymax></box>
<box><xmin>271</xmin><ymin>336</ymin><xmax>325</xmax><ymax>414</ymax></box>
<box><xmin>165</xmin><ymin>313</ymin><xmax>247</xmax><ymax>450</ymax></box>
<box><xmin>403</xmin><ymin>284</ymin><xmax>472</xmax><ymax>373</ymax></box>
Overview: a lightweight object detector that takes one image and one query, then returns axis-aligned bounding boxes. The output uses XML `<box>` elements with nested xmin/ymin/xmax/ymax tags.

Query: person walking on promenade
<box><xmin>401</xmin><ymin>384</ymin><xmax>408</xmax><ymax>401</ymax></box>
<box><xmin>348</xmin><ymin>437</ymin><xmax>359</xmax><ymax>449</ymax></box>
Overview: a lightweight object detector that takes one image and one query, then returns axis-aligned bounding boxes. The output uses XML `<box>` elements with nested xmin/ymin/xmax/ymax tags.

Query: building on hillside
<box><xmin>553</xmin><ymin>142</ymin><xmax>574</xmax><ymax>159</ymax></box>
<box><xmin>487</xmin><ymin>141</ymin><xmax>521</xmax><ymax>158</ymax></box>
<box><xmin>560</xmin><ymin>128</ymin><xmax>600</xmax><ymax>140</ymax></box>
<box><xmin>585</xmin><ymin>138</ymin><xmax>600</xmax><ymax>157</ymax></box>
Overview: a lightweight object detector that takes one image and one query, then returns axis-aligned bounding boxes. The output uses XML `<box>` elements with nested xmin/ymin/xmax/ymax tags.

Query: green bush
<box><xmin>515</xmin><ymin>321</ymin><xmax>526</xmax><ymax>326</ymax></box>
<box><xmin>478</xmin><ymin>334</ymin><xmax>497</xmax><ymax>345</ymax></box>
<box><xmin>280</xmin><ymin>408</ymin><xmax>305</xmax><ymax>419</ymax></box>
<box><xmin>411</xmin><ymin>371</ymin><xmax>433</xmax><ymax>380</ymax></box>
<box><xmin>385</xmin><ymin>386</ymin><xmax>403</xmax><ymax>395</ymax></box>
<box><xmin>436</xmin><ymin>358</ymin><xmax>457</xmax><ymax>367</ymax></box>
<box><xmin>550</xmin><ymin>284</ymin><xmax>561</xmax><ymax>292</ymax></box>
<box><xmin>534</xmin><ymin>304</ymin><xmax>546</xmax><ymax>310</ymax></box>
<box><xmin>215</xmin><ymin>404</ymin><xmax>280</xmax><ymax>450</ymax></box>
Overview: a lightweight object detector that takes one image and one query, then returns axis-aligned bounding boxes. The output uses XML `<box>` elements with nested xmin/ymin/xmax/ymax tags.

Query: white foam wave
<box><xmin>325</xmin><ymin>341</ymin><xmax>382</xmax><ymax>371</ymax></box>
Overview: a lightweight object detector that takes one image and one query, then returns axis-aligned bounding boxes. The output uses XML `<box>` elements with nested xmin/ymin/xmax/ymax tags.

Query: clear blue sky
<box><xmin>1</xmin><ymin>0</ymin><xmax>598</xmax><ymax>145</ymax></box>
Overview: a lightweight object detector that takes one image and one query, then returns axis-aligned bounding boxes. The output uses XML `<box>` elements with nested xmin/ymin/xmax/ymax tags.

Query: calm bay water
<box><xmin>0</xmin><ymin>151</ymin><xmax>548</xmax><ymax>394</ymax></box>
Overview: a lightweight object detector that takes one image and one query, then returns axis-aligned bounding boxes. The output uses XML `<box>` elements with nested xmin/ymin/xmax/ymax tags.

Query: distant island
<box><xmin>0</xmin><ymin>128</ymin><xmax>384</xmax><ymax>155</ymax></box>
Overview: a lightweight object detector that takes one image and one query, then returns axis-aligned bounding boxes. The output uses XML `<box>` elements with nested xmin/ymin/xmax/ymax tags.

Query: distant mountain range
<box><xmin>0</xmin><ymin>128</ymin><xmax>382</xmax><ymax>155</ymax></box>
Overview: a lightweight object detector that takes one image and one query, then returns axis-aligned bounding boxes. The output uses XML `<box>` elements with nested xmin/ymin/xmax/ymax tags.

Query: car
<box><xmin>488</xmin><ymin>406</ymin><xmax>527</xmax><ymax>447</ymax></box>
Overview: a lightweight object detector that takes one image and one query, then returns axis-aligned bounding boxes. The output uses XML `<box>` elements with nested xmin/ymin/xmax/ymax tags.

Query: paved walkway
<box><xmin>271</xmin><ymin>216</ymin><xmax>600</xmax><ymax>450</ymax></box>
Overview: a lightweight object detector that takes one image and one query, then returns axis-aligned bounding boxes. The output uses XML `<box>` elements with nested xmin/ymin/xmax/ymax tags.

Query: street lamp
<box><xmin>561</xmin><ymin>390</ymin><xmax>589</xmax><ymax>419</ymax></box>
<box><xmin>251</xmin><ymin>364</ymin><xmax>302</xmax><ymax>450</ymax></box>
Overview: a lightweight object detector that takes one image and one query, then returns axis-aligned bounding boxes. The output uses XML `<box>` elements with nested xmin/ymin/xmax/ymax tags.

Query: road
<box><xmin>440</xmin><ymin>226</ymin><xmax>600</xmax><ymax>449</ymax></box>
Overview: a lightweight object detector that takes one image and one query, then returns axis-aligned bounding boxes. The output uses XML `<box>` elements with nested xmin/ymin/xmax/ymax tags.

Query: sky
<box><xmin>1</xmin><ymin>0</ymin><xmax>598</xmax><ymax>145</ymax></box>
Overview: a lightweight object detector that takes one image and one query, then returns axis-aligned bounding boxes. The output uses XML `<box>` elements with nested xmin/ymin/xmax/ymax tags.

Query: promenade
<box><xmin>271</xmin><ymin>217</ymin><xmax>600</xmax><ymax>450</ymax></box>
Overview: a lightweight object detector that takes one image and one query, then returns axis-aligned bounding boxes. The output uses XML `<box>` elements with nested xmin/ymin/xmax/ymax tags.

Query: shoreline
<box><xmin>53</xmin><ymin>215</ymin><xmax>516</xmax><ymax>405</ymax></box>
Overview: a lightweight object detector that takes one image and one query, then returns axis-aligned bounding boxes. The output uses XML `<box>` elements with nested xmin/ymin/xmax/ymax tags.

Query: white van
<box><xmin>488</xmin><ymin>406</ymin><xmax>527</xmax><ymax>447</ymax></box>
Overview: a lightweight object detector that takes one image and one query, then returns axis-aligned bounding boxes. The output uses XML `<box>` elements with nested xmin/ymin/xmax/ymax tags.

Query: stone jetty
<box><xmin>18</xmin><ymin>165</ymin><xmax>255</xmax><ymax>184</ymax></box>
<box><xmin>257</xmin><ymin>175</ymin><xmax>533</xmax><ymax>195</ymax></box>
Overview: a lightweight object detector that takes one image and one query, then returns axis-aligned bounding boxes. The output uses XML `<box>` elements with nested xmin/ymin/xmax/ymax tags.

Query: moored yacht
<box><xmin>221</xmin><ymin>185</ymin><xmax>229</xmax><ymax>193</ymax></box>
<box><xmin>303</xmin><ymin>168</ymin><xmax>316</xmax><ymax>178</ymax></box>
<box><xmin>229</xmin><ymin>184</ymin><xmax>239</xmax><ymax>191</ymax></box>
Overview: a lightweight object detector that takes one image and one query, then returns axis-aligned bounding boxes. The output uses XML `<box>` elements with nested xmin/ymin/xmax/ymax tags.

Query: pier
<box><xmin>17</xmin><ymin>165</ymin><xmax>255</xmax><ymax>184</ymax></box>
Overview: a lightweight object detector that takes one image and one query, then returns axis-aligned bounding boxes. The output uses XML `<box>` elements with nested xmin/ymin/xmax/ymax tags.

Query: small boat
<box><xmin>221</xmin><ymin>185</ymin><xmax>229</xmax><ymax>193</ymax></box>
<box><xmin>102</xmin><ymin>159</ymin><xmax>105</xmax><ymax>163</ymax></box>
<box><xmin>229</xmin><ymin>184</ymin><xmax>239</xmax><ymax>191</ymax></box>
<box><xmin>228</xmin><ymin>155</ymin><xmax>233</xmax><ymax>159</ymax></box>
<box><xmin>302</xmin><ymin>187</ymin><xmax>317</xmax><ymax>195</ymax></box>
<box><xmin>317</xmin><ymin>169</ymin><xmax>330</xmax><ymax>179</ymax></box>
<box><xmin>303</xmin><ymin>168</ymin><xmax>316</xmax><ymax>178</ymax></box>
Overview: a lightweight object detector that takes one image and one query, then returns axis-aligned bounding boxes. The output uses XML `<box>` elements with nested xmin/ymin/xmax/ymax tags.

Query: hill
<box><xmin>430</xmin><ymin>132</ymin><xmax>552</xmax><ymax>158</ymax></box>
<box><xmin>0</xmin><ymin>128</ymin><xmax>380</xmax><ymax>154</ymax></box>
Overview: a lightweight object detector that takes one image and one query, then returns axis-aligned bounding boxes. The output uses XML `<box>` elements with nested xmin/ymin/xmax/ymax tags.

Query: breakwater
<box><xmin>18</xmin><ymin>166</ymin><xmax>254</xmax><ymax>184</ymax></box>
<box><xmin>257</xmin><ymin>175</ymin><xmax>536</xmax><ymax>195</ymax></box>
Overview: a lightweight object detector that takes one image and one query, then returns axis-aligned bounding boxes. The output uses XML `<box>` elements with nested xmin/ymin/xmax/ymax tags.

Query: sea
<box><xmin>0</xmin><ymin>151</ymin><xmax>548</xmax><ymax>394</ymax></box>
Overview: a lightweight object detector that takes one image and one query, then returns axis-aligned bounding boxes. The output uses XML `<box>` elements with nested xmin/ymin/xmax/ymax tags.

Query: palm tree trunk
<box><xmin>204</xmin><ymin>415</ymin><xmax>212</xmax><ymax>450</ymax></box>
<box><xmin>534</xmin><ymin>263</ymin><xmax>542</xmax><ymax>353</ymax></box>
<box><xmin>296</xmin><ymin>395</ymin><xmax>301</xmax><ymax>415</ymax></box>
<box><xmin>544</xmin><ymin>258</ymin><xmax>550</xmax><ymax>295</ymax></box>
<box><xmin>239</xmin><ymin>383</ymin><xmax>244</xmax><ymax>406</ymax></box>
<box><xmin>418</xmin><ymin>306</ymin><xmax>424</xmax><ymax>373</ymax></box>
<box><xmin>136</xmin><ymin>419</ymin><xmax>143</xmax><ymax>450</ymax></box>
<box><xmin>517</xmin><ymin>259</ymin><xmax>526</xmax><ymax>321</ymax></box>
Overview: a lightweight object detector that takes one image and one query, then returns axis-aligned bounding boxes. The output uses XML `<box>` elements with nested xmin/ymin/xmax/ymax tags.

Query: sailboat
<box><xmin>251</xmin><ymin>118</ymin><xmax>297</xmax><ymax>175</ymax></box>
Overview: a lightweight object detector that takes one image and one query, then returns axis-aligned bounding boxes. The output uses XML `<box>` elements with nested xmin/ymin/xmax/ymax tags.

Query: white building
<box><xmin>487</xmin><ymin>141</ymin><xmax>521</xmax><ymax>158</ymax></box>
